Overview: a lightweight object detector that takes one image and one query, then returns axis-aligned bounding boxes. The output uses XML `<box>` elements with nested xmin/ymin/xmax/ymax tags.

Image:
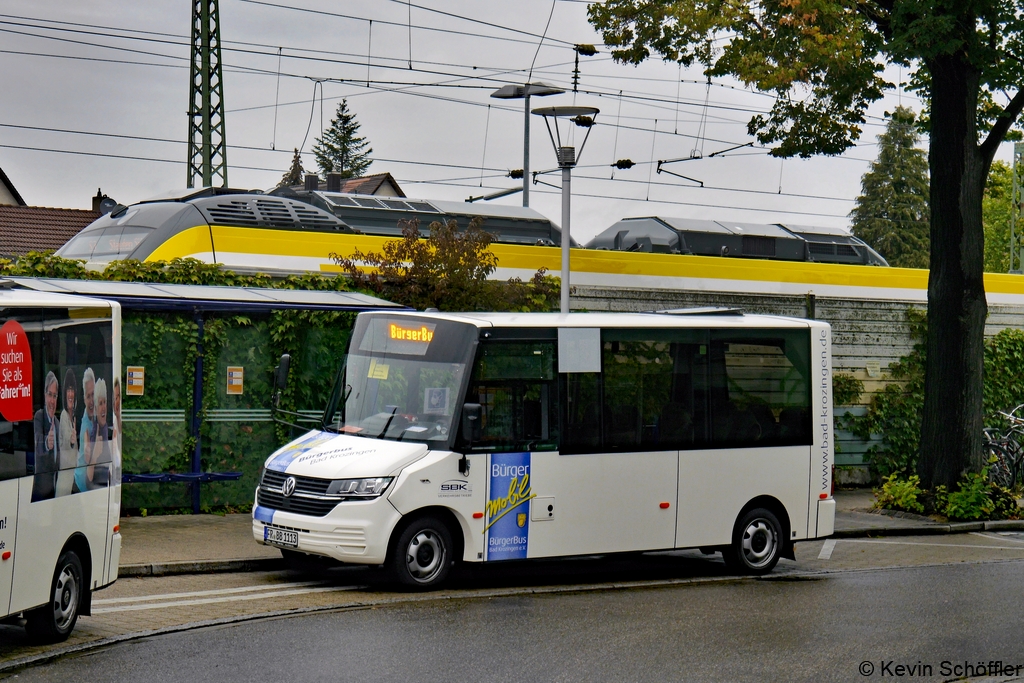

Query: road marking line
<box><xmin>844</xmin><ymin>539</ymin><xmax>1024</xmax><ymax>551</ymax></box>
<box><xmin>93</xmin><ymin>581</ymin><xmax>326</xmax><ymax>606</ymax></box>
<box><xmin>970</xmin><ymin>531</ymin><xmax>1024</xmax><ymax>545</ymax></box>
<box><xmin>817</xmin><ymin>538</ymin><xmax>837</xmax><ymax>560</ymax></box>
<box><xmin>92</xmin><ymin>586</ymin><xmax>356</xmax><ymax>614</ymax></box>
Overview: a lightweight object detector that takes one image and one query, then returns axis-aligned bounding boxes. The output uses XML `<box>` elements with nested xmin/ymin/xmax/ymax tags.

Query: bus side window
<box><xmin>708</xmin><ymin>330</ymin><xmax>812</xmax><ymax>448</ymax></box>
<box><xmin>0</xmin><ymin>421</ymin><xmax>26</xmax><ymax>481</ymax></box>
<box><xmin>464</xmin><ymin>341</ymin><xmax>559</xmax><ymax>452</ymax></box>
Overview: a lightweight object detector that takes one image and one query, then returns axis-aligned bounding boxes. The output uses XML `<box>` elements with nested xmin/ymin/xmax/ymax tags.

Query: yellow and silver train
<box><xmin>56</xmin><ymin>186</ymin><xmax>1024</xmax><ymax>306</ymax></box>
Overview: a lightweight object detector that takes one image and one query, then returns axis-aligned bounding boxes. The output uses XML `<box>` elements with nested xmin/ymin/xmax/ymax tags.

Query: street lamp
<box><xmin>532</xmin><ymin>105</ymin><xmax>599</xmax><ymax>314</ymax></box>
<box><xmin>490</xmin><ymin>82</ymin><xmax>565</xmax><ymax>207</ymax></box>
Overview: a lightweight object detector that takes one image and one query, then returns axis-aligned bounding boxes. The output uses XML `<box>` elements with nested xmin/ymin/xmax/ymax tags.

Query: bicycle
<box><xmin>982</xmin><ymin>405</ymin><xmax>1024</xmax><ymax>489</ymax></box>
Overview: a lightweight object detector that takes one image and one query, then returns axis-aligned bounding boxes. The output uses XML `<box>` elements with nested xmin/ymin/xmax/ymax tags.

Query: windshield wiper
<box><xmin>376</xmin><ymin>407</ymin><xmax>398</xmax><ymax>439</ymax></box>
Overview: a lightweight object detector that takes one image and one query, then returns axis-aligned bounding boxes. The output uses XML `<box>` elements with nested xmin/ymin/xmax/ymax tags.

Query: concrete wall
<box><xmin>573</xmin><ymin>284</ymin><xmax>1024</xmax><ymax>484</ymax></box>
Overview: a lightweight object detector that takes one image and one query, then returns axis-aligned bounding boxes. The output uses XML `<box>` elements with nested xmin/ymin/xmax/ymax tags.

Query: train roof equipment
<box><xmin>585</xmin><ymin>216</ymin><xmax>888</xmax><ymax>266</ymax></box>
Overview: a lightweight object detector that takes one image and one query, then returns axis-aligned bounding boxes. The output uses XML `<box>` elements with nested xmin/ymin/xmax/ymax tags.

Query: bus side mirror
<box><xmin>462</xmin><ymin>403</ymin><xmax>482</xmax><ymax>443</ymax></box>
<box><xmin>272</xmin><ymin>354</ymin><xmax>291</xmax><ymax>406</ymax></box>
<box><xmin>459</xmin><ymin>403</ymin><xmax>482</xmax><ymax>476</ymax></box>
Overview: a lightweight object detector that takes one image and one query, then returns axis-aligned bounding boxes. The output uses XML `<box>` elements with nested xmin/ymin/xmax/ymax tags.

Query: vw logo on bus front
<box><xmin>282</xmin><ymin>476</ymin><xmax>296</xmax><ymax>497</ymax></box>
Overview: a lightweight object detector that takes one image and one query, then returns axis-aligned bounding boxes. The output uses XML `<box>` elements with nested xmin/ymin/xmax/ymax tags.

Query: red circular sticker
<box><xmin>0</xmin><ymin>320</ymin><xmax>33</xmax><ymax>422</ymax></box>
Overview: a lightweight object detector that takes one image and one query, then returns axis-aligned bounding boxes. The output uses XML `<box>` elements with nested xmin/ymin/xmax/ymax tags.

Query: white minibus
<box><xmin>0</xmin><ymin>289</ymin><xmax>121</xmax><ymax>641</ymax></box>
<box><xmin>254</xmin><ymin>311</ymin><xmax>834</xmax><ymax>587</ymax></box>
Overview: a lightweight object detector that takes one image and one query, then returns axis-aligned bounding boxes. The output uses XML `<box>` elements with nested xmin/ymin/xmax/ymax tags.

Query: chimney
<box><xmin>304</xmin><ymin>173</ymin><xmax>319</xmax><ymax>192</ymax></box>
<box><xmin>92</xmin><ymin>188</ymin><xmax>105</xmax><ymax>213</ymax></box>
<box><xmin>326</xmin><ymin>173</ymin><xmax>343</xmax><ymax>193</ymax></box>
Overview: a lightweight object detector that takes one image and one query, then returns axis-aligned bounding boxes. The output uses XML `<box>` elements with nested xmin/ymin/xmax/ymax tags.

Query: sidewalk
<box><xmin>116</xmin><ymin>489</ymin><xmax>1024</xmax><ymax>578</ymax></box>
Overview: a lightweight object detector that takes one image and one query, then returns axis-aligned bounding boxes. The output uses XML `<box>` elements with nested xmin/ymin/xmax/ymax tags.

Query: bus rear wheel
<box><xmin>26</xmin><ymin>550</ymin><xmax>83</xmax><ymax>643</ymax></box>
<box><xmin>723</xmin><ymin>508</ymin><xmax>782</xmax><ymax>576</ymax></box>
<box><xmin>389</xmin><ymin>516</ymin><xmax>454</xmax><ymax>589</ymax></box>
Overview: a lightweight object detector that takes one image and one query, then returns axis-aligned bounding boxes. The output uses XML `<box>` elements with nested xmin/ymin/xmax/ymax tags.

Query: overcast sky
<box><xmin>0</xmin><ymin>1</ymin><xmax>1015</xmax><ymax>243</ymax></box>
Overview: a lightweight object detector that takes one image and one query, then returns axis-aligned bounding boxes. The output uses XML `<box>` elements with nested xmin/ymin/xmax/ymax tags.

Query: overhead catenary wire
<box><xmin>479</xmin><ymin>104</ymin><xmax>492</xmax><ymax>187</ymax></box>
<box><xmin>271</xmin><ymin>47</ymin><xmax>282</xmax><ymax>150</ymax></box>
<box><xmin>0</xmin><ymin>9</ymin><xmax>917</xmax><ymax>221</ymax></box>
<box><xmin>0</xmin><ymin>15</ymin><xmax>895</xmax><ymax>137</ymax></box>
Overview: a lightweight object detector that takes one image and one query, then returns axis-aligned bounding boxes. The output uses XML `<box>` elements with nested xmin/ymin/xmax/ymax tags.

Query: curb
<box><xmin>832</xmin><ymin>520</ymin><xmax>1024</xmax><ymax>539</ymax></box>
<box><xmin>119</xmin><ymin>557</ymin><xmax>284</xmax><ymax>578</ymax></box>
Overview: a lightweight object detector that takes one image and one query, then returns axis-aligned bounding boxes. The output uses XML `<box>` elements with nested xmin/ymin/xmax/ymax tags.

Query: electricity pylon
<box><xmin>187</xmin><ymin>0</ymin><xmax>228</xmax><ymax>188</ymax></box>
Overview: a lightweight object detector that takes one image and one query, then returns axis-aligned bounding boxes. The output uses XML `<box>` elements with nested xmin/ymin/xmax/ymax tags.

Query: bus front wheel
<box><xmin>723</xmin><ymin>508</ymin><xmax>782</xmax><ymax>575</ymax></box>
<box><xmin>26</xmin><ymin>550</ymin><xmax>83</xmax><ymax>643</ymax></box>
<box><xmin>388</xmin><ymin>516</ymin><xmax>454</xmax><ymax>589</ymax></box>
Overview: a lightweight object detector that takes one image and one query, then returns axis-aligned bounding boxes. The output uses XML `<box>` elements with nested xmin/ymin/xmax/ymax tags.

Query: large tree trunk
<box><xmin>917</xmin><ymin>55</ymin><xmax>988</xmax><ymax>490</ymax></box>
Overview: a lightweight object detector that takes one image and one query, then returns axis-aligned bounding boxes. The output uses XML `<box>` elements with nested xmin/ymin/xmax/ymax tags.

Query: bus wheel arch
<box><xmin>25</xmin><ymin>534</ymin><xmax>91</xmax><ymax>643</ymax></box>
<box><xmin>386</xmin><ymin>507</ymin><xmax>462</xmax><ymax>589</ymax></box>
<box><xmin>723</xmin><ymin>496</ymin><xmax>791</xmax><ymax>575</ymax></box>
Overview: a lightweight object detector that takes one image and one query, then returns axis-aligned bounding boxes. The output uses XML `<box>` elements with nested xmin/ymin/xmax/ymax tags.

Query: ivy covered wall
<box><xmin>121</xmin><ymin>310</ymin><xmax>355</xmax><ymax>513</ymax></box>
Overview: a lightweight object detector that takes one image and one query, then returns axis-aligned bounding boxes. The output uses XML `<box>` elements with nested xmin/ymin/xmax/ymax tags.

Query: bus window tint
<box><xmin>708</xmin><ymin>330</ymin><xmax>811</xmax><ymax>447</ymax></box>
<box><xmin>601</xmin><ymin>330</ymin><xmax>708</xmax><ymax>451</ymax></box>
<box><xmin>563</xmin><ymin>372</ymin><xmax>600</xmax><ymax>452</ymax></box>
<box><xmin>465</xmin><ymin>341</ymin><xmax>558</xmax><ymax>452</ymax></box>
<box><xmin>560</xmin><ymin>329</ymin><xmax>710</xmax><ymax>455</ymax></box>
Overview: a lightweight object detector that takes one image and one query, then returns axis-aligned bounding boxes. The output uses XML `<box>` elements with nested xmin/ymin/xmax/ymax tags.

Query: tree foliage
<box><xmin>312</xmin><ymin>100</ymin><xmax>372</xmax><ymax>179</ymax></box>
<box><xmin>280</xmin><ymin>148</ymin><xmax>305</xmax><ymax>187</ymax></box>
<box><xmin>331</xmin><ymin>218</ymin><xmax>559</xmax><ymax>312</ymax></box>
<box><xmin>850</xmin><ymin>107</ymin><xmax>930</xmax><ymax>269</ymax></box>
<box><xmin>983</xmin><ymin>160</ymin><xmax>1013</xmax><ymax>273</ymax></box>
<box><xmin>589</xmin><ymin>1</ymin><xmax>1024</xmax><ymax>488</ymax></box>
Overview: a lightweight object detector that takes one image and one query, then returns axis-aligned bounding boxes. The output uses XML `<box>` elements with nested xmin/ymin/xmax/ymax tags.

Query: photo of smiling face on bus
<box><xmin>0</xmin><ymin>308</ymin><xmax>120</xmax><ymax>502</ymax></box>
<box><xmin>323</xmin><ymin>316</ymin><xmax>478</xmax><ymax>445</ymax></box>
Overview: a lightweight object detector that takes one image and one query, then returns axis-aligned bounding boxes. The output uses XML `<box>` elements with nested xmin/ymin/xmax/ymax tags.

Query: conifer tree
<box><xmin>312</xmin><ymin>100</ymin><xmax>372</xmax><ymax>179</ymax></box>
<box><xmin>280</xmin><ymin>148</ymin><xmax>304</xmax><ymax>187</ymax></box>
<box><xmin>849</xmin><ymin>107</ymin><xmax>930</xmax><ymax>269</ymax></box>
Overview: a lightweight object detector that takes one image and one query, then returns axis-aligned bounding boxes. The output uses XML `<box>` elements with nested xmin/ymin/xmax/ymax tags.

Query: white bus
<box><xmin>0</xmin><ymin>290</ymin><xmax>121</xmax><ymax>641</ymax></box>
<box><xmin>254</xmin><ymin>311</ymin><xmax>834</xmax><ymax>587</ymax></box>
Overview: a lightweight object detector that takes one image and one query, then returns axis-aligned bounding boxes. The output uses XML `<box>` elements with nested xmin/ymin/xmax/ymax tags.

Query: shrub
<box><xmin>873</xmin><ymin>473</ymin><xmax>925</xmax><ymax>514</ymax></box>
<box><xmin>942</xmin><ymin>470</ymin><xmax>994</xmax><ymax>520</ymax></box>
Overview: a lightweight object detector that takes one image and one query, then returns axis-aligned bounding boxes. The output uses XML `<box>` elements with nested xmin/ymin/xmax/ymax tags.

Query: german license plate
<box><xmin>264</xmin><ymin>526</ymin><xmax>298</xmax><ymax>548</ymax></box>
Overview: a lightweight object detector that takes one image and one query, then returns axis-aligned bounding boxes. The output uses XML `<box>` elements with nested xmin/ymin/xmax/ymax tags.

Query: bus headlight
<box><xmin>326</xmin><ymin>477</ymin><xmax>393</xmax><ymax>498</ymax></box>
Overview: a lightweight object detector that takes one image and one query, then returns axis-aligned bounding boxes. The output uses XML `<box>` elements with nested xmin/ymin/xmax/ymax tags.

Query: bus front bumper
<box><xmin>251</xmin><ymin>496</ymin><xmax>402</xmax><ymax>565</ymax></box>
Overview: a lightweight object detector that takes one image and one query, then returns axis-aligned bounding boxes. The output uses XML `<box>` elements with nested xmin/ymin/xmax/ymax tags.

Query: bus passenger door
<box><xmin>0</xmin><ymin>479</ymin><xmax>17</xmax><ymax>615</ymax></box>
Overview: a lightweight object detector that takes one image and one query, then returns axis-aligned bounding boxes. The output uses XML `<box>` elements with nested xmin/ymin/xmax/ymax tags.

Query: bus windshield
<box><xmin>324</xmin><ymin>316</ymin><xmax>478</xmax><ymax>446</ymax></box>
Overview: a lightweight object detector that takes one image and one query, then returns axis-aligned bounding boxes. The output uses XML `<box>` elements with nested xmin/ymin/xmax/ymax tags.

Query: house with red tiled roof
<box><xmin>284</xmin><ymin>172</ymin><xmax>406</xmax><ymax>197</ymax></box>
<box><xmin>0</xmin><ymin>166</ymin><xmax>26</xmax><ymax>207</ymax></box>
<box><xmin>0</xmin><ymin>167</ymin><xmax>104</xmax><ymax>256</ymax></box>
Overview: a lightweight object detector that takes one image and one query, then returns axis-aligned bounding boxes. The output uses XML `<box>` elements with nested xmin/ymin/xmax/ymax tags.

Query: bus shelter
<box><xmin>6</xmin><ymin>277</ymin><xmax>405</xmax><ymax>513</ymax></box>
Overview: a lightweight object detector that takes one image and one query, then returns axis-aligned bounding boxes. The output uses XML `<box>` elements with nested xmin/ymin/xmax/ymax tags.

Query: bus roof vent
<box><xmin>653</xmin><ymin>307</ymin><xmax>745</xmax><ymax>316</ymax></box>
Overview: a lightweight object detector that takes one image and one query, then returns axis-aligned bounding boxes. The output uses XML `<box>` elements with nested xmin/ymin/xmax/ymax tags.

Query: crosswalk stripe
<box><xmin>93</xmin><ymin>581</ymin><xmax>325</xmax><ymax>606</ymax></box>
<box><xmin>92</xmin><ymin>586</ymin><xmax>356</xmax><ymax>614</ymax></box>
<box><xmin>817</xmin><ymin>538</ymin><xmax>837</xmax><ymax>560</ymax></box>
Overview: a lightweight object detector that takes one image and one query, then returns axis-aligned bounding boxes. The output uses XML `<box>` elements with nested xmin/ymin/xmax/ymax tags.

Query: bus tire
<box><xmin>723</xmin><ymin>508</ymin><xmax>782</xmax><ymax>576</ymax></box>
<box><xmin>388</xmin><ymin>516</ymin><xmax>453</xmax><ymax>589</ymax></box>
<box><xmin>26</xmin><ymin>550</ymin><xmax>84</xmax><ymax>643</ymax></box>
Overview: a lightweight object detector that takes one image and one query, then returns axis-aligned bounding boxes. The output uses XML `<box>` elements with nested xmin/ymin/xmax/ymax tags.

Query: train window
<box><xmin>62</xmin><ymin>226</ymin><xmax>152</xmax><ymax>259</ymax></box>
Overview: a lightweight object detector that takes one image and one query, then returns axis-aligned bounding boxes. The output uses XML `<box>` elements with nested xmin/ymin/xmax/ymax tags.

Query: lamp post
<box><xmin>490</xmin><ymin>82</ymin><xmax>565</xmax><ymax>207</ymax></box>
<box><xmin>532</xmin><ymin>105</ymin><xmax>599</xmax><ymax>314</ymax></box>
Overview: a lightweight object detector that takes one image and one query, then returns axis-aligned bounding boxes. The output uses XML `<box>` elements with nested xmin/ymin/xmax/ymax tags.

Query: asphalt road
<box><xmin>7</xmin><ymin>560</ymin><xmax>1024</xmax><ymax>683</ymax></box>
